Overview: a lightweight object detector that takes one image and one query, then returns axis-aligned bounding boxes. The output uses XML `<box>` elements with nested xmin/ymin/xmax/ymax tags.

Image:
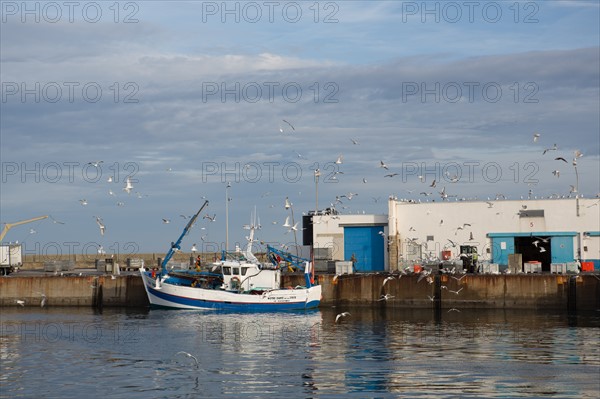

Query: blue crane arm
<box><xmin>266</xmin><ymin>245</ymin><xmax>309</xmax><ymax>271</ymax></box>
<box><xmin>161</xmin><ymin>200</ymin><xmax>209</xmax><ymax>275</ymax></box>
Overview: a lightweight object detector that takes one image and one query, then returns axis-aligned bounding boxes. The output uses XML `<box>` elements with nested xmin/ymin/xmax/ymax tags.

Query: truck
<box><xmin>0</xmin><ymin>243</ymin><xmax>22</xmax><ymax>275</ymax></box>
<box><xmin>1</xmin><ymin>215</ymin><xmax>48</xmax><ymax>275</ymax></box>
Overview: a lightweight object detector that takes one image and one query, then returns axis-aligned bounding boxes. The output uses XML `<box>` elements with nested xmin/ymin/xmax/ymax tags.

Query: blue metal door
<box><xmin>491</xmin><ymin>237</ymin><xmax>514</xmax><ymax>266</ymax></box>
<box><xmin>550</xmin><ymin>236</ymin><xmax>574</xmax><ymax>263</ymax></box>
<box><xmin>344</xmin><ymin>226</ymin><xmax>384</xmax><ymax>272</ymax></box>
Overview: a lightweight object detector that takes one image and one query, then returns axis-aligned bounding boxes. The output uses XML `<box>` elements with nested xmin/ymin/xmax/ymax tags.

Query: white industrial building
<box><xmin>387</xmin><ymin>197</ymin><xmax>599</xmax><ymax>272</ymax></box>
<box><xmin>306</xmin><ymin>198</ymin><xmax>600</xmax><ymax>273</ymax></box>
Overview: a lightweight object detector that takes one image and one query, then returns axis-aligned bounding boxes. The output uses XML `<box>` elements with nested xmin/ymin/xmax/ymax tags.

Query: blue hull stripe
<box><xmin>147</xmin><ymin>285</ymin><xmax>319</xmax><ymax>311</ymax></box>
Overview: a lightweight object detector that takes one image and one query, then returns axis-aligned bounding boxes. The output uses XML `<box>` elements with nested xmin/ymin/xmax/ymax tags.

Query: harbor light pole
<box><xmin>314</xmin><ymin>168</ymin><xmax>320</xmax><ymax>216</ymax></box>
<box><xmin>226</xmin><ymin>181</ymin><xmax>231</xmax><ymax>251</ymax></box>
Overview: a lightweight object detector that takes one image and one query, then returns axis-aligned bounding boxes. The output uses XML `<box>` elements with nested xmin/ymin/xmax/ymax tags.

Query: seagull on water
<box><xmin>335</xmin><ymin>312</ymin><xmax>351</xmax><ymax>323</ymax></box>
<box><xmin>174</xmin><ymin>351</ymin><xmax>199</xmax><ymax>367</ymax></box>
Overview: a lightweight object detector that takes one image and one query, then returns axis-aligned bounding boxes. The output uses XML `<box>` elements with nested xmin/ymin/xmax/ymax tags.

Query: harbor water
<box><xmin>1</xmin><ymin>307</ymin><xmax>599</xmax><ymax>398</ymax></box>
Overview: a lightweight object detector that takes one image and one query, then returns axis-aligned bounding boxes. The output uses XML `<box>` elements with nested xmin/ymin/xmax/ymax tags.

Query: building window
<box><xmin>427</xmin><ymin>235</ymin><xmax>434</xmax><ymax>241</ymax></box>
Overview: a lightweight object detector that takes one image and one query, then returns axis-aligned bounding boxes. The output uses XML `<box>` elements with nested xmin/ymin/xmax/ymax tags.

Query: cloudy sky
<box><xmin>1</xmin><ymin>0</ymin><xmax>599</xmax><ymax>255</ymax></box>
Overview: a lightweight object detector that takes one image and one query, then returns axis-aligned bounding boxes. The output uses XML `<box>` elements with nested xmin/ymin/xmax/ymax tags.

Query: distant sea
<box><xmin>1</xmin><ymin>307</ymin><xmax>599</xmax><ymax>398</ymax></box>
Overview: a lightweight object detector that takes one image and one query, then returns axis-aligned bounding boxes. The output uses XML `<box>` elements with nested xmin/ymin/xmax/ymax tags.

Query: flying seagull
<box><xmin>335</xmin><ymin>312</ymin><xmax>351</xmax><ymax>323</ymax></box>
<box><xmin>282</xmin><ymin>119</ymin><xmax>295</xmax><ymax>131</ymax></box>
<box><xmin>95</xmin><ymin>216</ymin><xmax>106</xmax><ymax>236</ymax></box>
<box><xmin>123</xmin><ymin>176</ymin><xmax>134</xmax><ymax>194</ymax></box>
<box><xmin>533</xmin><ymin>133</ymin><xmax>540</xmax><ymax>142</ymax></box>
<box><xmin>555</xmin><ymin>157</ymin><xmax>568</xmax><ymax>163</ymax></box>
<box><xmin>543</xmin><ymin>144</ymin><xmax>558</xmax><ymax>155</ymax></box>
<box><xmin>379</xmin><ymin>160</ymin><xmax>389</xmax><ymax>170</ymax></box>
<box><xmin>382</xmin><ymin>276</ymin><xmax>395</xmax><ymax>286</ymax></box>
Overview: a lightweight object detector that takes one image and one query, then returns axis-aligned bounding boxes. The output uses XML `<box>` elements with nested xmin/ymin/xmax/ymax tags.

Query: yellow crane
<box><xmin>0</xmin><ymin>215</ymin><xmax>48</xmax><ymax>242</ymax></box>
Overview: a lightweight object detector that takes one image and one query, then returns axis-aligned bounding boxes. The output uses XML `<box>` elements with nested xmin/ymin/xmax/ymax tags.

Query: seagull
<box><xmin>427</xmin><ymin>295</ymin><xmax>435</xmax><ymax>302</ymax></box>
<box><xmin>29</xmin><ymin>228</ymin><xmax>36</xmax><ymax>234</ymax></box>
<box><xmin>335</xmin><ymin>155</ymin><xmax>343</xmax><ymax>164</ymax></box>
<box><xmin>107</xmin><ymin>176</ymin><xmax>113</xmax><ymax>183</ymax></box>
<box><xmin>350</xmin><ymin>138</ymin><xmax>359</xmax><ymax>145</ymax></box>
<box><xmin>37</xmin><ymin>292</ymin><xmax>47</xmax><ymax>307</ymax></box>
<box><xmin>79</xmin><ymin>199</ymin><xmax>88</xmax><ymax>206</ymax></box>
<box><xmin>430</xmin><ymin>179</ymin><xmax>437</xmax><ymax>188</ymax></box>
<box><xmin>378</xmin><ymin>294</ymin><xmax>395</xmax><ymax>301</ymax></box>
<box><xmin>174</xmin><ymin>351</ymin><xmax>199</xmax><ymax>367</ymax></box>
<box><xmin>49</xmin><ymin>215</ymin><xmax>65</xmax><ymax>224</ymax></box>
<box><xmin>203</xmin><ymin>214</ymin><xmax>216</xmax><ymax>222</ymax></box>
<box><xmin>486</xmin><ymin>201</ymin><xmax>494</xmax><ymax>208</ymax></box>
<box><xmin>15</xmin><ymin>300</ymin><xmax>25</xmax><ymax>306</ymax></box>
<box><xmin>87</xmin><ymin>161</ymin><xmax>103</xmax><ymax>167</ymax></box>
<box><xmin>382</xmin><ymin>276</ymin><xmax>395</xmax><ymax>286</ymax></box>
<box><xmin>539</xmin><ymin>247</ymin><xmax>547</xmax><ymax>253</ymax></box>
<box><xmin>448</xmin><ymin>308</ymin><xmax>461</xmax><ymax>313</ymax></box>
<box><xmin>335</xmin><ymin>312</ymin><xmax>351</xmax><ymax>323</ymax></box>
<box><xmin>362</xmin><ymin>178</ymin><xmax>368</xmax><ymax>183</ymax></box>
<box><xmin>555</xmin><ymin>157</ymin><xmax>568</xmax><ymax>163</ymax></box>
<box><xmin>574</xmin><ymin>149</ymin><xmax>583</xmax><ymax>159</ymax></box>
<box><xmin>282</xmin><ymin>216</ymin><xmax>291</xmax><ymax>228</ymax></box>
<box><xmin>282</xmin><ymin>119</ymin><xmax>295</xmax><ymax>131</ymax></box>
<box><xmin>379</xmin><ymin>160</ymin><xmax>389</xmax><ymax>170</ymax></box>
<box><xmin>552</xmin><ymin>170</ymin><xmax>560</xmax><ymax>178</ymax></box>
<box><xmin>448</xmin><ymin>288</ymin><xmax>463</xmax><ymax>295</ymax></box>
<box><xmin>162</xmin><ymin>218</ymin><xmax>171</xmax><ymax>224</ymax></box>
<box><xmin>533</xmin><ymin>133</ymin><xmax>540</xmax><ymax>142</ymax></box>
<box><xmin>123</xmin><ymin>177</ymin><xmax>134</xmax><ymax>194</ymax></box>
<box><xmin>95</xmin><ymin>216</ymin><xmax>106</xmax><ymax>236</ymax></box>
<box><xmin>543</xmin><ymin>144</ymin><xmax>558</xmax><ymax>155</ymax></box>
<box><xmin>447</xmin><ymin>239</ymin><xmax>458</xmax><ymax>248</ymax></box>
<box><xmin>451</xmin><ymin>274</ymin><xmax>466</xmax><ymax>281</ymax></box>
<box><xmin>384</xmin><ymin>173</ymin><xmax>399</xmax><ymax>178</ymax></box>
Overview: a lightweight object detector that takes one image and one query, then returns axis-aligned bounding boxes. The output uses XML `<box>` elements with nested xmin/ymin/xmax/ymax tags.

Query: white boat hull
<box><xmin>140</xmin><ymin>270</ymin><xmax>321</xmax><ymax>311</ymax></box>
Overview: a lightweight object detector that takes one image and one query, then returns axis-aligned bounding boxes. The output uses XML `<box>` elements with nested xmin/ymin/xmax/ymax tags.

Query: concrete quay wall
<box><xmin>1</xmin><ymin>273</ymin><xmax>598</xmax><ymax>311</ymax></box>
<box><xmin>0</xmin><ymin>275</ymin><xmax>148</xmax><ymax>307</ymax></box>
<box><xmin>307</xmin><ymin>273</ymin><xmax>600</xmax><ymax>310</ymax></box>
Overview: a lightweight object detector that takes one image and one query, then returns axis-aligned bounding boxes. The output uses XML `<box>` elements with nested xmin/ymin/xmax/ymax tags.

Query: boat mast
<box><xmin>161</xmin><ymin>200</ymin><xmax>209</xmax><ymax>275</ymax></box>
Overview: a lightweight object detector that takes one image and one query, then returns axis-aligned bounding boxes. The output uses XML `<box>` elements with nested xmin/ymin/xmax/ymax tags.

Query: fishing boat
<box><xmin>140</xmin><ymin>201</ymin><xmax>321</xmax><ymax>311</ymax></box>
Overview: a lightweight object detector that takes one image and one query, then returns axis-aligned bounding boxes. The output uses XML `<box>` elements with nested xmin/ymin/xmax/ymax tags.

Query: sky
<box><xmin>1</xmin><ymin>0</ymin><xmax>599</xmax><ymax>257</ymax></box>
